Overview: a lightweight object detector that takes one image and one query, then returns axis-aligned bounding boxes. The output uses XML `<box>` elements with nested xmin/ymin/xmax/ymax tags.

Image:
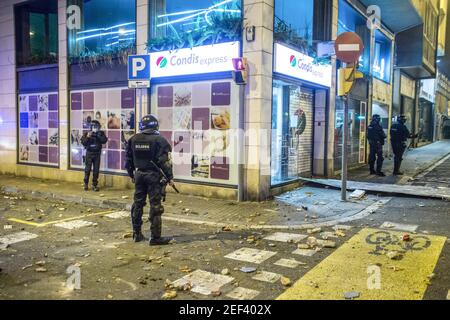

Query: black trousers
<box><xmin>131</xmin><ymin>170</ymin><xmax>164</xmax><ymax>239</ymax></box>
<box><xmin>368</xmin><ymin>142</ymin><xmax>384</xmax><ymax>173</ymax></box>
<box><xmin>84</xmin><ymin>152</ymin><xmax>101</xmax><ymax>186</ymax></box>
<box><xmin>392</xmin><ymin>142</ymin><xmax>406</xmax><ymax>173</ymax></box>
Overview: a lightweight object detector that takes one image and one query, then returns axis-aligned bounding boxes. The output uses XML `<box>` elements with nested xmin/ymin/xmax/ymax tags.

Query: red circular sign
<box><xmin>334</xmin><ymin>32</ymin><xmax>364</xmax><ymax>63</ymax></box>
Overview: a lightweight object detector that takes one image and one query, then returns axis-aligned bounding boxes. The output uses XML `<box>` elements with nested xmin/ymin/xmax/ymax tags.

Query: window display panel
<box><xmin>373</xmin><ymin>30</ymin><xmax>392</xmax><ymax>83</ymax></box>
<box><xmin>18</xmin><ymin>92</ymin><xmax>59</xmax><ymax>166</ymax></box>
<box><xmin>148</xmin><ymin>0</ymin><xmax>242</xmax><ymax>52</ymax></box>
<box><xmin>271</xmin><ymin>80</ymin><xmax>313</xmax><ymax>185</ymax></box>
<box><xmin>152</xmin><ymin>80</ymin><xmax>238</xmax><ymax>185</ymax></box>
<box><xmin>70</xmin><ymin>87</ymin><xmax>135</xmax><ymax>173</ymax></box>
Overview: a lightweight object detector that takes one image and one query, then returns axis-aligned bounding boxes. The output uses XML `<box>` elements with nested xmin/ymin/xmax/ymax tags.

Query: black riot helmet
<box><xmin>139</xmin><ymin>114</ymin><xmax>159</xmax><ymax>131</ymax></box>
<box><xmin>90</xmin><ymin>120</ymin><xmax>101</xmax><ymax>131</ymax></box>
<box><xmin>397</xmin><ymin>114</ymin><xmax>407</xmax><ymax>124</ymax></box>
<box><xmin>372</xmin><ymin>114</ymin><xmax>381</xmax><ymax>124</ymax></box>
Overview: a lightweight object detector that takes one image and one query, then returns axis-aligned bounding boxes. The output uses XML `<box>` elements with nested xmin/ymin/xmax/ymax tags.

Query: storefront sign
<box><xmin>274</xmin><ymin>43</ymin><xmax>332</xmax><ymax>88</ymax></box>
<box><xmin>149</xmin><ymin>42</ymin><xmax>240</xmax><ymax>79</ymax></box>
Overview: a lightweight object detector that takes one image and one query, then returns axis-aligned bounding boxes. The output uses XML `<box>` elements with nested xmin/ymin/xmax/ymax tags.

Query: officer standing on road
<box><xmin>367</xmin><ymin>114</ymin><xmax>387</xmax><ymax>176</ymax></box>
<box><xmin>390</xmin><ymin>115</ymin><xmax>416</xmax><ymax>175</ymax></box>
<box><xmin>125</xmin><ymin>114</ymin><xmax>175</xmax><ymax>245</ymax></box>
<box><xmin>81</xmin><ymin>120</ymin><xmax>108</xmax><ymax>192</ymax></box>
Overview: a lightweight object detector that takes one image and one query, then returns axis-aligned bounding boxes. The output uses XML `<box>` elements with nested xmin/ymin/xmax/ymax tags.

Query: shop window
<box><xmin>151</xmin><ymin>80</ymin><xmax>239</xmax><ymax>185</ymax></box>
<box><xmin>67</xmin><ymin>0</ymin><xmax>136</xmax><ymax>66</ymax></box>
<box><xmin>271</xmin><ymin>79</ymin><xmax>313</xmax><ymax>185</ymax></box>
<box><xmin>14</xmin><ymin>0</ymin><xmax>58</xmax><ymax>67</ymax></box>
<box><xmin>19</xmin><ymin>92</ymin><xmax>59</xmax><ymax>166</ymax></box>
<box><xmin>337</xmin><ymin>0</ymin><xmax>370</xmax><ymax>74</ymax></box>
<box><xmin>69</xmin><ymin>88</ymin><xmax>136</xmax><ymax>173</ymax></box>
<box><xmin>148</xmin><ymin>0</ymin><xmax>242</xmax><ymax>52</ymax></box>
<box><xmin>274</xmin><ymin>0</ymin><xmax>332</xmax><ymax>56</ymax></box>
<box><xmin>373</xmin><ymin>30</ymin><xmax>392</xmax><ymax>83</ymax></box>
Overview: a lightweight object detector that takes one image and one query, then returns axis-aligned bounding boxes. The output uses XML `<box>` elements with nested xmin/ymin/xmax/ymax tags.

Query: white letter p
<box><xmin>132</xmin><ymin>58</ymin><xmax>146</xmax><ymax>77</ymax></box>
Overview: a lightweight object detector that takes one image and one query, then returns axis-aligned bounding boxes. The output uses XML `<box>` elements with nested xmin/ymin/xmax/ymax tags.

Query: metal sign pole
<box><xmin>341</xmin><ymin>94</ymin><xmax>349</xmax><ymax>201</ymax></box>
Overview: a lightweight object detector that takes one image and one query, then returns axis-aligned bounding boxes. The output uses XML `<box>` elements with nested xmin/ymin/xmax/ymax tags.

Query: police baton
<box><xmin>150</xmin><ymin>160</ymin><xmax>180</xmax><ymax>193</ymax></box>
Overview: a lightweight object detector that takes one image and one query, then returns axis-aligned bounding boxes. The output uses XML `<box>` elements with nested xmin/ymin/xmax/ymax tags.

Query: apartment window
<box><xmin>14</xmin><ymin>0</ymin><xmax>58</xmax><ymax>67</ymax></box>
<box><xmin>373</xmin><ymin>30</ymin><xmax>392</xmax><ymax>83</ymax></box>
<box><xmin>68</xmin><ymin>0</ymin><xmax>136</xmax><ymax>63</ymax></box>
<box><xmin>148</xmin><ymin>0</ymin><xmax>242</xmax><ymax>52</ymax></box>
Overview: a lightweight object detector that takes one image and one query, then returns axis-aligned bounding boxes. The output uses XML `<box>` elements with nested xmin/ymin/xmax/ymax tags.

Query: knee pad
<box><xmin>151</xmin><ymin>204</ymin><xmax>164</xmax><ymax>216</ymax></box>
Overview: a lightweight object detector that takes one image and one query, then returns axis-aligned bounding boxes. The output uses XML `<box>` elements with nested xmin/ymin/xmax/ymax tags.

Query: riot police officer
<box><xmin>81</xmin><ymin>120</ymin><xmax>108</xmax><ymax>191</ymax></box>
<box><xmin>367</xmin><ymin>114</ymin><xmax>387</xmax><ymax>176</ymax></box>
<box><xmin>125</xmin><ymin>114</ymin><xmax>175</xmax><ymax>245</ymax></box>
<box><xmin>390</xmin><ymin>115</ymin><xmax>415</xmax><ymax>175</ymax></box>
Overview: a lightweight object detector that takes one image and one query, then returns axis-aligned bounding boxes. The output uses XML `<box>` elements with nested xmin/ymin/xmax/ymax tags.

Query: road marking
<box><xmin>225</xmin><ymin>248</ymin><xmax>277</xmax><ymax>264</ymax></box>
<box><xmin>274</xmin><ymin>258</ymin><xmax>306</xmax><ymax>269</ymax></box>
<box><xmin>172</xmin><ymin>270</ymin><xmax>234</xmax><ymax>295</ymax></box>
<box><xmin>0</xmin><ymin>231</ymin><xmax>38</xmax><ymax>245</ymax></box>
<box><xmin>252</xmin><ymin>271</ymin><xmax>282</xmax><ymax>283</ymax></box>
<box><xmin>54</xmin><ymin>220</ymin><xmax>94</xmax><ymax>230</ymax></box>
<box><xmin>226</xmin><ymin>287</ymin><xmax>260</xmax><ymax>300</ymax></box>
<box><xmin>380</xmin><ymin>221</ymin><xmax>418</xmax><ymax>233</ymax></box>
<box><xmin>277</xmin><ymin>228</ymin><xmax>446</xmax><ymax>300</ymax></box>
<box><xmin>264</xmin><ymin>232</ymin><xmax>308</xmax><ymax>243</ymax></box>
<box><xmin>292</xmin><ymin>248</ymin><xmax>318</xmax><ymax>257</ymax></box>
<box><xmin>8</xmin><ymin>210</ymin><xmax>114</xmax><ymax>227</ymax></box>
<box><xmin>105</xmin><ymin>211</ymin><xmax>130</xmax><ymax>219</ymax></box>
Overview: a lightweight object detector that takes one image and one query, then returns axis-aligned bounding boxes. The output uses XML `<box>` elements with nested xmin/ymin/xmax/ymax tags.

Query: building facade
<box><xmin>0</xmin><ymin>0</ymin><xmax>442</xmax><ymax>201</ymax></box>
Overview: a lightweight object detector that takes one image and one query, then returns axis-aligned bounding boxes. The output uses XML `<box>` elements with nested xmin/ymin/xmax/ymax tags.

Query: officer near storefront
<box><xmin>367</xmin><ymin>114</ymin><xmax>387</xmax><ymax>176</ymax></box>
<box><xmin>81</xmin><ymin>120</ymin><xmax>108</xmax><ymax>192</ymax></box>
<box><xmin>125</xmin><ymin>114</ymin><xmax>175</xmax><ymax>245</ymax></box>
<box><xmin>390</xmin><ymin>114</ymin><xmax>416</xmax><ymax>175</ymax></box>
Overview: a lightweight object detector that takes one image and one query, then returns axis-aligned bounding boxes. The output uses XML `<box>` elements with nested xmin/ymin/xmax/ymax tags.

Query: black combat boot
<box><xmin>376</xmin><ymin>171</ymin><xmax>386</xmax><ymax>177</ymax></box>
<box><xmin>133</xmin><ymin>230</ymin><xmax>145</xmax><ymax>242</ymax></box>
<box><xmin>93</xmin><ymin>186</ymin><xmax>100</xmax><ymax>192</ymax></box>
<box><xmin>393</xmin><ymin>171</ymin><xmax>404</xmax><ymax>176</ymax></box>
<box><xmin>149</xmin><ymin>237</ymin><xmax>173</xmax><ymax>246</ymax></box>
<box><xmin>84</xmin><ymin>184</ymin><xmax>88</xmax><ymax>191</ymax></box>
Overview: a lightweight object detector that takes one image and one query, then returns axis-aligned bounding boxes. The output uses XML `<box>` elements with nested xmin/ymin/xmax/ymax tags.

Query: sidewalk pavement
<box><xmin>0</xmin><ymin>175</ymin><xmax>387</xmax><ymax>230</ymax></box>
<box><xmin>345</xmin><ymin>140</ymin><xmax>450</xmax><ymax>185</ymax></box>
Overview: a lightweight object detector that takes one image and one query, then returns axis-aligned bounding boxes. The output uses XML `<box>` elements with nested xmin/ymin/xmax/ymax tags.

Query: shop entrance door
<box><xmin>271</xmin><ymin>79</ymin><xmax>314</xmax><ymax>185</ymax></box>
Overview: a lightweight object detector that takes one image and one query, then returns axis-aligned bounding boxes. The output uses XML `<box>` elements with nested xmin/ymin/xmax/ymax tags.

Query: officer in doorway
<box><xmin>125</xmin><ymin>114</ymin><xmax>176</xmax><ymax>245</ymax></box>
<box><xmin>367</xmin><ymin>114</ymin><xmax>387</xmax><ymax>176</ymax></box>
<box><xmin>390</xmin><ymin>115</ymin><xmax>416</xmax><ymax>175</ymax></box>
<box><xmin>81</xmin><ymin>120</ymin><xmax>108</xmax><ymax>191</ymax></box>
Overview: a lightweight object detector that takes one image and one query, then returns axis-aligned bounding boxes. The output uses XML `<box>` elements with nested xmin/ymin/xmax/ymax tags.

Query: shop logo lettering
<box><xmin>290</xmin><ymin>55</ymin><xmax>297</xmax><ymax>67</ymax></box>
<box><xmin>156</xmin><ymin>57</ymin><xmax>168</xmax><ymax>68</ymax></box>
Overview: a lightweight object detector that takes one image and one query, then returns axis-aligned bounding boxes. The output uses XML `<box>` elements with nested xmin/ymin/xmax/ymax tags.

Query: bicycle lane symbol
<box><xmin>365</xmin><ymin>230</ymin><xmax>431</xmax><ymax>257</ymax></box>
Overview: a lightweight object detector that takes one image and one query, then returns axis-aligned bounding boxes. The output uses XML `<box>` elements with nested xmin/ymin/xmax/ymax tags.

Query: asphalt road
<box><xmin>0</xmin><ymin>179</ymin><xmax>449</xmax><ymax>300</ymax></box>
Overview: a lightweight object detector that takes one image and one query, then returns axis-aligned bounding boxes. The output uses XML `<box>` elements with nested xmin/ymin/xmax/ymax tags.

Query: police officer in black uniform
<box><xmin>367</xmin><ymin>114</ymin><xmax>387</xmax><ymax>176</ymax></box>
<box><xmin>125</xmin><ymin>114</ymin><xmax>175</xmax><ymax>245</ymax></box>
<box><xmin>390</xmin><ymin>115</ymin><xmax>415</xmax><ymax>175</ymax></box>
<box><xmin>81</xmin><ymin>120</ymin><xmax>108</xmax><ymax>191</ymax></box>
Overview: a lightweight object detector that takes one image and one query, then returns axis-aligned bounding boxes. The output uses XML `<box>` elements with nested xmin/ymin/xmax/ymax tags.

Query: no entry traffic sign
<box><xmin>334</xmin><ymin>32</ymin><xmax>364</xmax><ymax>63</ymax></box>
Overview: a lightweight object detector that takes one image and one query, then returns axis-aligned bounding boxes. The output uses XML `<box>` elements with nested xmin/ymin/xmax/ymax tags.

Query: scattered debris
<box><xmin>22</xmin><ymin>264</ymin><xmax>33</xmax><ymax>270</ymax></box>
<box><xmin>427</xmin><ymin>273</ymin><xmax>436</xmax><ymax>281</ymax></box>
<box><xmin>344</xmin><ymin>291</ymin><xmax>360</xmax><ymax>300</ymax></box>
<box><xmin>280</xmin><ymin>277</ymin><xmax>292</xmax><ymax>287</ymax></box>
<box><xmin>252</xmin><ymin>271</ymin><xmax>282</xmax><ymax>283</ymax></box>
<box><xmin>349</xmin><ymin>190</ymin><xmax>366</xmax><ymax>200</ymax></box>
<box><xmin>121</xmin><ymin>196</ymin><xmax>129</xmax><ymax>199</ymax></box>
<box><xmin>386</xmin><ymin>251</ymin><xmax>402</xmax><ymax>260</ymax></box>
<box><xmin>122</xmin><ymin>232</ymin><xmax>132</xmax><ymax>239</ymax></box>
<box><xmin>307</xmin><ymin>228</ymin><xmax>322</xmax><ymax>234</ymax></box>
<box><xmin>307</xmin><ymin>281</ymin><xmax>319</xmax><ymax>288</ymax></box>
<box><xmin>297</xmin><ymin>243</ymin><xmax>310</xmax><ymax>249</ymax></box>
<box><xmin>446</xmin><ymin>290</ymin><xmax>450</xmax><ymax>300</ymax></box>
<box><xmin>240</xmin><ymin>267</ymin><xmax>257</xmax><ymax>273</ymax></box>
<box><xmin>35</xmin><ymin>267</ymin><xmax>47</xmax><ymax>272</ymax></box>
<box><xmin>211</xmin><ymin>291</ymin><xmax>221</xmax><ymax>297</ymax></box>
<box><xmin>179</xmin><ymin>266</ymin><xmax>192</xmax><ymax>273</ymax></box>
<box><xmin>35</xmin><ymin>261</ymin><xmax>46</xmax><ymax>266</ymax></box>
<box><xmin>221</xmin><ymin>268</ymin><xmax>230</xmax><ymax>276</ymax></box>
<box><xmin>107</xmin><ymin>294</ymin><xmax>113</xmax><ymax>299</ymax></box>
<box><xmin>222</xmin><ymin>226</ymin><xmax>232</xmax><ymax>232</ymax></box>
<box><xmin>226</xmin><ymin>287</ymin><xmax>260</xmax><ymax>300</ymax></box>
<box><xmin>335</xmin><ymin>230</ymin><xmax>346</xmax><ymax>237</ymax></box>
<box><xmin>402</xmin><ymin>234</ymin><xmax>411</xmax><ymax>242</ymax></box>
<box><xmin>274</xmin><ymin>258</ymin><xmax>306</xmax><ymax>269</ymax></box>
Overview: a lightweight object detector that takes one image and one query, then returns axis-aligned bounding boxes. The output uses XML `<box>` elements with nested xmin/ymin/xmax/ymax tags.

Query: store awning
<box><xmin>359</xmin><ymin>0</ymin><xmax>423</xmax><ymax>33</ymax></box>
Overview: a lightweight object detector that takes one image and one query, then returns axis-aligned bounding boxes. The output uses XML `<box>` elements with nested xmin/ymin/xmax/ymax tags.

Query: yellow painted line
<box><xmin>8</xmin><ymin>210</ymin><xmax>115</xmax><ymax>228</ymax></box>
<box><xmin>277</xmin><ymin>228</ymin><xmax>447</xmax><ymax>300</ymax></box>
<box><xmin>7</xmin><ymin>218</ymin><xmax>43</xmax><ymax>227</ymax></box>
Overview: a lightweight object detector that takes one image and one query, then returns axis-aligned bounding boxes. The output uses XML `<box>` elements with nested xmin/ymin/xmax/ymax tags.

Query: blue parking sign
<box><xmin>128</xmin><ymin>55</ymin><xmax>150</xmax><ymax>80</ymax></box>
